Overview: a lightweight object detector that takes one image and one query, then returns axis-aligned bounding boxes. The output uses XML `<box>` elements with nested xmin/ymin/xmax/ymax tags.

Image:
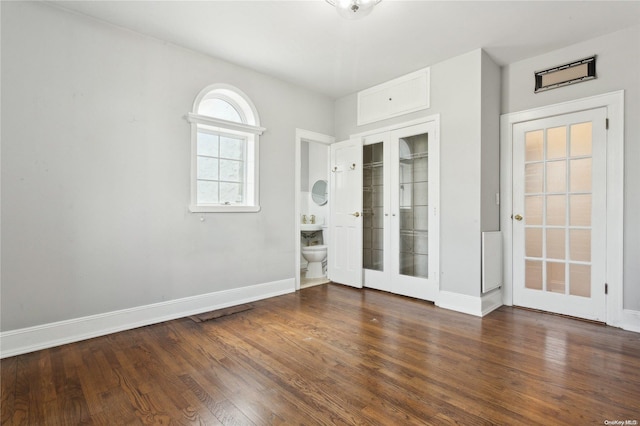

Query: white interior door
<box><xmin>361</xmin><ymin>122</ymin><xmax>439</xmax><ymax>301</ymax></box>
<box><xmin>329</xmin><ymin>138</ymin><xmax>363</xmax><ymax>288</ymax></box>
<box><xmin>513</xmin><ymin>108</ymin><xmax>607</xmax><ymax>321</ymax></box>
<box><xmin>362</xmin><ymin>132</ymin><xmax>391</xmax><ymax>290</ymax></box>
<box><xmin>389</xmin><ymin>122</ymin><xmax>439</xmax><ymax>301</ymax></box>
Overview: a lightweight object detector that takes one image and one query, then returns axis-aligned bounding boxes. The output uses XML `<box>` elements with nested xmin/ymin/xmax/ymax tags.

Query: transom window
<box><xmin>188</xmin><ymin>84</ymin><xmax>265</xmax><ymax>212</ymax></box>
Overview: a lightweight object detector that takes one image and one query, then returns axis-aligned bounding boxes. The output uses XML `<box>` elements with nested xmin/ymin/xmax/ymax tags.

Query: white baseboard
<box><xmin>0</xmin><ymin>278</ymin><xmax>295</xmax><ymax>359</ymax></box>
<box><xmin>436</xmin><ymin>289</ymin><xmax>503</xmax><ymax>317</ymax></box>
<box><xmin>621</xmin><ymin>309</ymin><xmax>640</xmax><ymax>333</ymax></box>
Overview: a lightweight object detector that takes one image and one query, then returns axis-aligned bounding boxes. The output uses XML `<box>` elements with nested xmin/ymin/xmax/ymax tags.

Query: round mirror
<box><xmin>311</xmin><ymin>180</ymin><xmax>328</xmax><ymax>206</ymax></box>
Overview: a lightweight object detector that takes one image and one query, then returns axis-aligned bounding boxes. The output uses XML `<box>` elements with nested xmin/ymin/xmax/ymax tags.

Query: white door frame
<box><xmin>295</xmin><ymin>129</ymin><xmax>335</xmax><ymax>291</ymax></box>
<box><xmin>500</xmin><ymin>91</ymin><xmax>624</xmax><ymax>327</ymax></box>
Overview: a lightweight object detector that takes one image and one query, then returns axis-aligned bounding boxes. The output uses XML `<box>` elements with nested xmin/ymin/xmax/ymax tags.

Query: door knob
<box><xmin>513</xmin><ymin>214</ymin><xmax>523</xmax><ymax>221</ymax></box>
<box><xmin>351</xmin><ymin>212</ymin><xmax>361</xmax><ymax>217</ymax></box>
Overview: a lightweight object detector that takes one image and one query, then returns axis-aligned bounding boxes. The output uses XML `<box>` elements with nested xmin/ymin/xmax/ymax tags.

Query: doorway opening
<box><xmin>295</xmin><ymin>129</ymin><xmax>334</xmax><ymax>290</ymax></box>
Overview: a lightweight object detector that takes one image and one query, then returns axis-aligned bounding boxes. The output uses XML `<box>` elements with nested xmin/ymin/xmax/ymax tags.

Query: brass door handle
<box><xmin>513</xmin><ymin>214</ymin><xmax>523</xmax><ymax>221</ymax></box>
<box><xmin>351</xmin><ymin>212</ymin><xmax>361</xmax><ymax>217</ymax></box>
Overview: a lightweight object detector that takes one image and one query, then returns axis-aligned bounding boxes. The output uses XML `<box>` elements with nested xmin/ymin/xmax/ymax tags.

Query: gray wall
<box><xmin>502</xmin><ymin>25</ymin><xmax>640</xmax><ymax>310</ymax></box>
<box><xmin>335</xmin><ymin>49</ymin><xmax>501</xmax><ymax>298</ymax></box>
<box><xmin>480</xmin><ymin>50</ymin><xmax>501</xmax><ymax>233</ymax></box>
<box><xmin>0</xmin><ymin>2</ymin><xmax>334</xmax><ymax>331</ymax></box>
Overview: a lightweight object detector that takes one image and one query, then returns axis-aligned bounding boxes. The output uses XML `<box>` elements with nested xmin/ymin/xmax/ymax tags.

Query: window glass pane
<box><xmin>413</xmin><ymin>254</ymin><xmax>428</xmax><ymax>278</ymax></box>
<box><xmin>546</xmin><ymin>161</ymin><xmax>566</xmax><ymax>193</ymax></box>
<box><xmin>220</xmin><ymin>182</ymin><xmax>243</xmax><ymax>203</ymax></box>
<box><xmin>413</xmin><ymin>156</ymin><xmax>428</xmax><ymax>182</ymax></box>
<box><xmin>372</xmin><ymin>142</ymin><xmax>384</xmax><ymax>162</ymax></box>
<box><xmin>525</xmin><ymin>228</ymin><xmax>542</xmax><ymax>258</ymax></box>
<box><xmin>525</xmin><ymin>130</ymin><xmax>543</xmax><ymax>161</ymax></box>
<box><xmin>363</xmin><ymin>140</ymin><xmax>383</xmax><ymax>252</ymax></box>
<box><xmin>372</xmin><ymin>163</ymin><xmax>383</xmax><ymax>185</ymax></box>
<box><xmin>546</xmin><ymin>195</ymin><xmax>566</xmax><ymax>226</ymax></box>
<box><xmin>373</xmin><ymin>228</ymin><xmax>384</xmax><ymax>251</ymax></box>
<box><xmin>525</xmin><ymin>260</ymin><xmax>543</xmax><ymax>290</ymax></box>
<box><xmin>398</xmin><ymin>208</ymin><xmax>410</xmax><ymax>230</ymax></box>
<box><xmin>373</xmin><ymin>207</ymin><xmax>383</xmax><ymax>228</ymax></box>
<box><xmin>547</xmin><ymin>262</ymin><xmax>565</xmax><ymax>294</ymax></box>
<box><xmin>198</xmin><ymin>98</ymin><xmax>242</xmax><ymax>122</ymax></box>
<box><xmin>413</xmin><ymin>206</ymin><xmax>428</xmax><ymax>230</ymax></box>
<box><xmin>398</xmin><ymin>133</ymin><xmax>428</xmax><ymax>279</ymax></box>
<box><xmin>546</xmin><ymin>229</ymin><xmax>565</xmax><ymax>260</ymax></box>
<box><xmin>399</xmin><ymin>143</ymin><xmax>414</xmax><ymax>209</ymax></box>
<box><xmin>525</xmin><ymin>163</ymin><xmax>543</xmax><ymax>193</ymax></box>
<box><xmin>413</xmin><ymin>231</ymin><xmax>428</xmax><ymax>256</ymax></box>
<box><xmin>220</xmin><ymin>159</ymin><xmax>243</xmax><ymax>182</ymax></box>
<box><xmin>570</xmin><ymin>229</ymin><xmax>591</xmax><ymax>262</ymax></box>
<box><xmin>413</xmin><ymin>181</ymin><xmax>428</xmax><ymax>206</ymax></box>
<box><xmin>570</xmin><ymin>122</ymin><xmax>592</xmax><ymax>157</ymax></box>
<box><xmin>197</xmin><ymin>132</ymin><xmax>219</xmax><ymax>157</ymax></box>
<box><xmin>363</xmin><ymin>249</ymin><xmax>372</xmax><ymax>268</ymax></box>
<box><xmin>525</xmin><ymin>195</ymin><xmax>543</xmax><ymax>225</ymax></box>
<box><xmin>570</xmin><ymin>194</ymin><xmax>591</xmax><ymax>226</ymax></box>
<box><xmin>363</xmin><ymin>228</ymin><xmax>372</xmax><ymax>250</ymax></box>
<box><xmin>570</xmin><ymin>158</ymin><xmax>592</xmax><ymax>192</ymax></box>
<box><xmin>197</xmin><ymin>157</ymin><xmax>218</xmax><ymax>180</ymax></box>
<box><xmin>371</xmin><ymin>250</ymin><xmax>383</xmax><ymax>271</ymax></box>
<box><xmin>220</xmin><ymin>136</ymin><xmax>245</xmax><ymax>160</ymax></box>
<box><xmin>570</xmin><ymin>264</ymin><xmax>591</xmax><ymax>297</ymax></box>
<box><xmin>546</xmin><ymin>126</ymin><xmax>567</xmax><ymax>159</ymax></box>
<box><xmin>197</xmin><ymin>181</ymin><xmax>218</xmax><ymax>204</ymax></box>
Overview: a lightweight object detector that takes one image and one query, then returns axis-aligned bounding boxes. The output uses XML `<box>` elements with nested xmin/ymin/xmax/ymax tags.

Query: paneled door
<box><xmin>512</xmin><ymin>108</ymin><xmax>607</xmax><ymax>321</ymax></box>
<box><xmin>361</xmin><ymin>121</ymin><xmax>439</xmax><ymax>301</ymax></box>
<box><xmin>329</xmin><ymin>138</ymin><xmax>363</xmax><ymax>288</ymax></box>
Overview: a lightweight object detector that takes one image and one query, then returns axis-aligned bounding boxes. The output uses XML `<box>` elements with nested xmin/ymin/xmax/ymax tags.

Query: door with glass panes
<box><xmin>362</xmin><ymin>122</ymin><xmax>439</xmax><ymax>301</ymax></box>
<box><xmin>512</xmin><ymin>108</ymin><xmax>607</xmax><ymax>321</ymax></box>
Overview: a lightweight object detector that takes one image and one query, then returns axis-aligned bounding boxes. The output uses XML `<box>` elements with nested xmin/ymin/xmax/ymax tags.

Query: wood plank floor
<box><xmin>2</xmin><ymin>283</ymin><xmax>640</xmax><ymax>425</ymax></box>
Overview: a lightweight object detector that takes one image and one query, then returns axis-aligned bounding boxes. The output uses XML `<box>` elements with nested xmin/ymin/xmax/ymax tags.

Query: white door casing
<box><xmin>512</xmin><ymin>108</ymin><xmax>607</xmax><ymax>321</ymax></box>
<box><xmin>329</xmin><ymin>138</ymin><xmax>363</xmax><ymax>288</ymax></box>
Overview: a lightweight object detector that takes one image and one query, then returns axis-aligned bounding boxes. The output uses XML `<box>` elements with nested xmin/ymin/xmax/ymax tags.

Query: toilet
<box><xmin>301</xmin><ymin>245</ymin><xmax>327</xmax><ymax>278</ymax></box>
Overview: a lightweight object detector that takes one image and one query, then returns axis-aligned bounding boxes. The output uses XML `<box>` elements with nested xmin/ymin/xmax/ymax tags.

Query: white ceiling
<box><xmin>51</xmin><ymin>0</ymin><xmax>640</xmax><ymax>99</ymax></box>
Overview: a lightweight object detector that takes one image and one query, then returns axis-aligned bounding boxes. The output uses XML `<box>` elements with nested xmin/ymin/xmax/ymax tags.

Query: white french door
<box><xmin>329</xmin><ymin>138</ymin><xmax>363</xmax><ymax>288</ymax></box>
<box><xmin>361</xmin><ymin>122</ymin><xmax>439</xmax><ymax>301</ymax></box>
<box><xmin>512</xmin><ymin>108</ymin><xmax>607</xmax><ymax>321</ymax></box>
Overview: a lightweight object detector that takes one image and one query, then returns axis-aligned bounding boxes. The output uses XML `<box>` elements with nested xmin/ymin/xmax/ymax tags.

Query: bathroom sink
<box><xmin>301</xmin><ymin>224</ymin><xmax>322</xmax><ymax>232</ymax></box>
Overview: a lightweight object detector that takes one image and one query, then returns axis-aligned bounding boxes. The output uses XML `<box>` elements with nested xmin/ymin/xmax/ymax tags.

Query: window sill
<box><xmin>189</xmin><ymin>204</ymin><xmax>261</xmax><ymax>213</ymax></box>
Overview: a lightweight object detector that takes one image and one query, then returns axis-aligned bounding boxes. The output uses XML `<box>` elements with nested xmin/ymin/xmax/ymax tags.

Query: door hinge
<box><xmin>605</xmin><ymin>283</ymin><xmax>608</xmax><ymax>294</ymax></box>
<box><xmin>606</xmin><ymin>118</ymin><xmax>609</xmax><ymax>130</ymax></box>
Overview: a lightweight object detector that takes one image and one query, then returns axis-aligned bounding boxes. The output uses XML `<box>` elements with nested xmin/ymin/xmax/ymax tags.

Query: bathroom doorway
<box><xmin>295</xmin><ymin>129</ymin><xmax>334</xmax><ymax>290</ymax></box>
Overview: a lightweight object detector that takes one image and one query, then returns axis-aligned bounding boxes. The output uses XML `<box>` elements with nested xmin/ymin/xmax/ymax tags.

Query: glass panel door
<box><xmin>361</xmin><ymin>133</ymin><xmax>392</xmax><ymax>292</ymax></box>
<box><xmin>513</xmin><ymin>107</ymin><xmax>606</xmax><ymax>321</ymax></box>
<box><xmin>389</xmin><ymin>122</ymin><xmax>439</xmax><ymax>302</ymax></box>
<box><xmin>363</xmin><ymin>142</ymin><xmax>384</xmax><ymax>271</ymax></box>
<box><xmin>360</xmin><ymin>121</ymin><xmax>439</xmax><ymax>302</ymax></box>
<box><xmin>398</xmin><ymin>133</ymin><xmax>429</xmax><ymax>278</ymax></box>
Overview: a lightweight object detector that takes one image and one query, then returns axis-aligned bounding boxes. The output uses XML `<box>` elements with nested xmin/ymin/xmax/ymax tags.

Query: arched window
<box><xmin>188</xmin><ymin>84</ymin><xmax>265</xmax><ymax>212</ymax></box>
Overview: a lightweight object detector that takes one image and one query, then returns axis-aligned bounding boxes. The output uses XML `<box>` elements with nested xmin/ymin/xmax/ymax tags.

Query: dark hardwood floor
<box><xmin>2</xmin><ymin>283</ymin><xmax>639</xmax><ymax>425</ymax></box>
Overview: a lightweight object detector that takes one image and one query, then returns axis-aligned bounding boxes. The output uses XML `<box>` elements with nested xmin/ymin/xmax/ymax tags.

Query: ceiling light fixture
<box><xmin>326</xmin><ymin>0</ymin><xmax>382</xmax><ymax>20</ymax></box>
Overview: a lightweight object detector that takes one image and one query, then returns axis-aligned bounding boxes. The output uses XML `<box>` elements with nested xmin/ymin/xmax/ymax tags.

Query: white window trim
<box><xmin>187</xmin><ymin>113</ymin><xmax>266</xmax><ymax>136</ymax></box>
<box><xmin>188</xmin><ymin>84</ymin><xmax>265</xmax><ymax>213</ymax></box>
